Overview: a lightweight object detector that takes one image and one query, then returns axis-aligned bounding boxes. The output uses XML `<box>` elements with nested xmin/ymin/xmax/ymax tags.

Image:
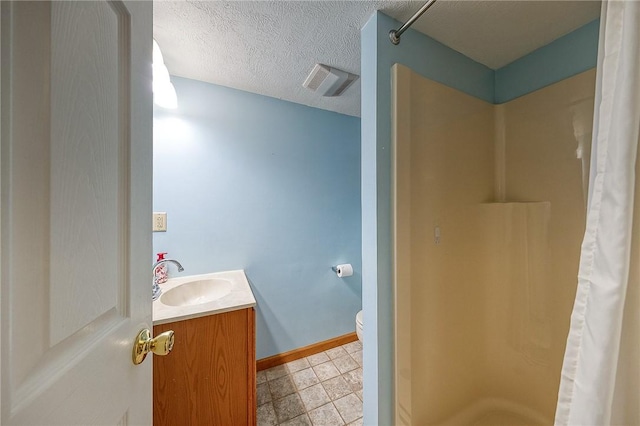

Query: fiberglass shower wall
<box><xmin>393</xmin><ymin>64</ymin><xmax>596</xmax><ymax>425</ymax></box>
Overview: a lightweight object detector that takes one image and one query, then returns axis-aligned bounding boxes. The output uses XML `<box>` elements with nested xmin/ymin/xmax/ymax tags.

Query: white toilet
<box><xmin>356</xmin><ymin>310</ymin><xmax>363</xmax><ymax>341</ymax></box>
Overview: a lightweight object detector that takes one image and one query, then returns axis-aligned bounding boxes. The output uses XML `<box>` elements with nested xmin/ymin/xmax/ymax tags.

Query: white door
<box><xmin>1</xmin><ymin>1</ymin><xmax>153</xmax><ymax>424</ymax></box>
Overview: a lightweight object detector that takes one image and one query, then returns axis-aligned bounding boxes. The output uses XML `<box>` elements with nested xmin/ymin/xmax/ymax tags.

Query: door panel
<box><xmin>1</xmin><ymin>1</ymin><xmax>152</xmax><ymax>424</ymax></box>
<box><xmin>50</xmin><ymin>1</ymin><xmax>124</xmax><ymax>346</ymax></box>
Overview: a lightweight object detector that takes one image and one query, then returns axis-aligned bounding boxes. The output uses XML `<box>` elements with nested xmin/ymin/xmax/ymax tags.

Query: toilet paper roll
<box><xmin>336</xmin><ymin>264</ymin><xmax>353</xmax><ymax>278</ymax></box>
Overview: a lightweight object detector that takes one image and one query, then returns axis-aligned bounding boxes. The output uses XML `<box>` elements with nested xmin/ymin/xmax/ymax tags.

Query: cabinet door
<box><xmin>154</xmin><ymin>308</ymin><xmax>256</xmax><ymax>425</ymax></box>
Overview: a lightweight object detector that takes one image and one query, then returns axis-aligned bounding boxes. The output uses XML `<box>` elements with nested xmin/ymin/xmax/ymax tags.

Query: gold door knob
<box><xmin>132</xmin><ymin>328</ymin><xmax>174</xmax><ymax>365</ymax></box>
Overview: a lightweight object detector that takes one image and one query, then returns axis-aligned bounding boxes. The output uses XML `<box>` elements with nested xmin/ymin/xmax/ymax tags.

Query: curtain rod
<box><xmin>389</xmin><ymin>0</ymin><xmax>438</xmax><ymax>45</ymax></box>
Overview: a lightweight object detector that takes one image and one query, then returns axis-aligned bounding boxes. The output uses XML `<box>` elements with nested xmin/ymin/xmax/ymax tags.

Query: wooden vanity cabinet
<box><xmin>153</xmin><ymin>308</ymin><xmax>256</xmax><ymax>426</ymax></box>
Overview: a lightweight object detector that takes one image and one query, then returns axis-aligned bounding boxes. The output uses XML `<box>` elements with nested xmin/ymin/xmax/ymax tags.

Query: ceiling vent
<box><xmin>302</xmin><ymin>64</ymin><xmax>359</xmax><ymax>97</ymax></box>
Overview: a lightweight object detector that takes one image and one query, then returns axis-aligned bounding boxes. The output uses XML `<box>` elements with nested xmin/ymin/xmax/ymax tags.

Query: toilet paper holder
<box><xmin>332</xmin><ymin>263</ymin><xmax>354</xmax><ymax>278</ymax></box>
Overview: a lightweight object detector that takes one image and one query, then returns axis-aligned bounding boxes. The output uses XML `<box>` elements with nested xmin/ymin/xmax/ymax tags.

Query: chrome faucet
<box><xmin>152</xmin><ymin>259</ymin><xmax>184</xmax><ymax>301</ymax></box>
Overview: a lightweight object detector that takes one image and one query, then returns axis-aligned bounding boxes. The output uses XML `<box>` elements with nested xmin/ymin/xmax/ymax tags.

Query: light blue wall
<box><xmin>495</xmin><ymin>19</ymin><xmax>599</xmax><ymax>103</ymax></box>
<box><xmin>360</xmin><ymin>11</ymin><xmax>599</xmax><ymax>425</ymax></box>
<box><xmin>153</xmin><ymin>77</ymin><xmax>362</xmax><ymax>359</ymax></box>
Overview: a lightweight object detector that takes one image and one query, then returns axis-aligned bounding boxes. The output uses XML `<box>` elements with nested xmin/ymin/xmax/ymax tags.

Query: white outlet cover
<box><xmin>153</xmin><ymin>212</ymin><xmax>167</xmax><ymax>232</ymax></box>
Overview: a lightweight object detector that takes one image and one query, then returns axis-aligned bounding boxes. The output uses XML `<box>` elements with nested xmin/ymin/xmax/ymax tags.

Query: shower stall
<box><xmin>392</xmin><ymin>64</ymin><xmax>596</xmax><ymax>424</ymax></box>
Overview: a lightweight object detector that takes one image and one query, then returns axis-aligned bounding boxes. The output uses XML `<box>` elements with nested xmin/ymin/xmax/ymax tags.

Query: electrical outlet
<box><xmin>153</xmin><ymin>212</ymin><xmax>167</xmax><ymax>232</ymax></box>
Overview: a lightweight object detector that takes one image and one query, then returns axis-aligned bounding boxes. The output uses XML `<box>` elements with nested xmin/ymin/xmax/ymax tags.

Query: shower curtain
<box><xmin>555</xmin><ymin>1</ymin><xmax>640</xmax><ymax>425</ymax></box>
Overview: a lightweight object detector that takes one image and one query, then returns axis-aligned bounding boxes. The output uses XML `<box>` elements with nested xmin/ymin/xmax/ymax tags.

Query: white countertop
<box><xmin>153</xmin><ymin>269</ymin><xmax>256</xmax><ymax>325</ymax></box>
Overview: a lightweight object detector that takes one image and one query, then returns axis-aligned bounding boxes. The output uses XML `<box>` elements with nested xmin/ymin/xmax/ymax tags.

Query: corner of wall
<box><xmin>360</xmin><ymin>11</ymin><xmax>383</xmax><ymax>426</ymax></box>
<box><xmin>495</xmin><ymin>19</ymin><xmax>599</xmax><ymax>104</ymax></box>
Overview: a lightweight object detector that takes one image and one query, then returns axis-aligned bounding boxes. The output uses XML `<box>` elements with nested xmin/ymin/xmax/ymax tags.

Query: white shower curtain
<box><xmin>555</xmin><ymin>1</ymin><xmax>640</xmax><ymax>425</ymax></box>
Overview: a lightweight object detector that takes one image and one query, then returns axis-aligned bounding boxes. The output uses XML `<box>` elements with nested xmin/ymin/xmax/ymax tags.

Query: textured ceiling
<box><xmin>153</xmin><ymin>1</ymin><xmax>600</xmax><ymax>117</ymax></box>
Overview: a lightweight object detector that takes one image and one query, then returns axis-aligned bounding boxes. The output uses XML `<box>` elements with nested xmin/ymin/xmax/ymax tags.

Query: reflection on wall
<box><xmin>393</xmin><ymin>64</ymin><xmax>595</xmax><ymax>425</ymax></box>
<box><xmin>482</xmin><ymin>202</ymin><xmax>552</xmax><ymax>366</ymax></box>
<box><xmin>487</xmin><ymin>70</ymin><xmax>596</xmax><ymax>417</ymax></box>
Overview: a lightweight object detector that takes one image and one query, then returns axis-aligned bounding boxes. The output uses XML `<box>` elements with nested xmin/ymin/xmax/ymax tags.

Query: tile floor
<box><xmin>257</xmin><ymin>340</ymin><xmax>363</xmax><ymax>426</ymax></box>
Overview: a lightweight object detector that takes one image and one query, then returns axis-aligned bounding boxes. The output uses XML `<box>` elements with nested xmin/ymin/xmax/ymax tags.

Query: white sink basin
<box><xmin>153</xmin><ymin>270</ymin><xmax>256</xmax><ymax>325</ymax></box>
<box><xmin>160</xmin><ymin>278</ymin><xmax>233</xmax><ymax>307</ymax></box>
